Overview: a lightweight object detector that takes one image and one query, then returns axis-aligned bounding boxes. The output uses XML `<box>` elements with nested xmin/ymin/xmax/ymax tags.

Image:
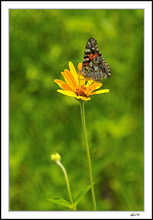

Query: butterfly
<box><xmin>82</xmin><ymin>37</ymin><xmax>111</xmax><ymax>82</ymax></box>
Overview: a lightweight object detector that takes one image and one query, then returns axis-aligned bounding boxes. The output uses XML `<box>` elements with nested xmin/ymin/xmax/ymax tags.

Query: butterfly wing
<box><xmin>82</xmin><ymin>37</ymin><xmax>111</xmax><ymax>82</ymax></box>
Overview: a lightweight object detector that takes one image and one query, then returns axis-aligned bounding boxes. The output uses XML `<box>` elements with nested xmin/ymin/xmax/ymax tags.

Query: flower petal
<box><xmin>61</xmin><ymin>70</ymin><xmax>76</xmax><ymax>91</ymax></box>
<box><xmin>77</xmin><ymin>63</ymin><xmax>87</xmax><ymax>85</ymax></box>
<box><xmin>78</xmin><ymin>63</ymin><xmax>82</xmax><ymax>72</ymax></box>
<box><xmin>57</xmin><ymin>89</ymin><xmax>77</xmax><ymax>98</ymax></box>
<box><xmin>69</xmin><ymin>61</ymin><xmax>79</xmax><ymax>84</ymax></box>
<box><xmin>90</xmin><ymin>89</ymin><xmax>110</xmax><ymax>95</ymax></box>
<box><xmin>88</xmin><ymin>82</ymin><xmax>103</xmax><ymax>93</ymax></box>
<box><xmin>54</xmin><ymin>79</ymin><xmax>72</xmax><ymax>90</ymax></box>
<box><xmin>86</xmin><ymin>79</ymin><xmax>95</xmax><ymax>87</ymax></box>
<box><xmin>78</xmin><ymin>73</ymin><xmax>86</xmax><ymax>85</ymax></box>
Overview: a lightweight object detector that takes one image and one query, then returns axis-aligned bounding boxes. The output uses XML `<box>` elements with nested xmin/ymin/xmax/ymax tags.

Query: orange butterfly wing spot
<box><xmin>88</xmin><ymin>52</ymin><xmax>98</xmax><ymax>60</ymax></box>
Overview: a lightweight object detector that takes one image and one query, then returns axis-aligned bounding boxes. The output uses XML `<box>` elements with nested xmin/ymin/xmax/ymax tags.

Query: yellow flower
<box><xmin>54</xmin><ymin>62</ymin><xmax>109</xmax><ymax>101</ymax></box>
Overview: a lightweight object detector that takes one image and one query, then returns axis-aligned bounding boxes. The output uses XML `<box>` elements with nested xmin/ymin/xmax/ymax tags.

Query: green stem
<box><xmin>56</xmin><ymin>161</ymin><xmax>76</xmax><ymax>211</ymax></box>
<box><xmin>79</xmin><ymin>101</ymin><xmax>97</xmax><ymax>211</ymax></box>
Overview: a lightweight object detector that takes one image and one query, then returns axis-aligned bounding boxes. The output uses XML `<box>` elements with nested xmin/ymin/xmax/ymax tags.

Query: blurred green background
<box><xmin>9</xmin><ymin>9</ymin><xmax>144</xmax><ymax>211</ymax></box>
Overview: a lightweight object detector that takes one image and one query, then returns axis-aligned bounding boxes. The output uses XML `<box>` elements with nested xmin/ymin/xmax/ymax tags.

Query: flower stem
<box><xmin>79</xmin><ymin>101</ymin><xmax>97</xmax><ymax>211</ymax></box>
<box><xmin>56</xmin><ymin>161</ymin><xmax>76</xmax><ymax>210</ymax></box>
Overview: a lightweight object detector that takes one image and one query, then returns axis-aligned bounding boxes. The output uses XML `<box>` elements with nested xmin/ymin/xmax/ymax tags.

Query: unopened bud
<box><xmin>51</xmin><ymin>153</ymin><xmax>61</xmax><ymax>162</ymax></box>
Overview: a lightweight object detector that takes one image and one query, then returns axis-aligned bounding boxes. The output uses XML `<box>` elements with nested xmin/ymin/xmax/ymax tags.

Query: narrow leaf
<box><xmin>47</xmin><ymin>197</ymin><xmax>73</xmax><ymax>209</ymax></box>
<box><xmin>74</xmin><ymin>185</ymin><xmax>91</xmax><ymax>206</ymax></box>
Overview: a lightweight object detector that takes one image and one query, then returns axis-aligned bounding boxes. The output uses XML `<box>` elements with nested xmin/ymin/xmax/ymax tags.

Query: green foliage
<box><xmin>47</xmin><ymin>197</ymin><xmax>73</xmax><ymax>210</ymax></box>
<box><xmin>9</xmin><ymin>9</ymin><xmax>144</xmax><ymax>211</ymax></box>
<box><xmin>48</xmin><ymin>184</ymin><xmax>91</xmax><ymax>210</ymax></box>
<box><xmin>74</xmin><ymin>184</ymin><xmax>92</xmax><ymax>206</ymax></box>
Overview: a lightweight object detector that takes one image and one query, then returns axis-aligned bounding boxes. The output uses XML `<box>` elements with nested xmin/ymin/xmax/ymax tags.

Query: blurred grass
<box><xmin>9</xmin><ymin>9</ymin><xmax>144</xmax><ymax>211</ymax></box>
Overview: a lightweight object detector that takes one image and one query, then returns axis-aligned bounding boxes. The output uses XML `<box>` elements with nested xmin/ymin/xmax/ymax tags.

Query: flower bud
<box><xmin>51</xmin><ymin>153</ymin><xmax>61</xmax><ymax>162</ymax></box>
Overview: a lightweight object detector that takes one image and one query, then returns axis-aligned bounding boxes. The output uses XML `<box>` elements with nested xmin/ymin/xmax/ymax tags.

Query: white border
<box><xmin>1</xmin><ymin>1</ymin><xmax>152</xmax><ymax>219</ymax></box>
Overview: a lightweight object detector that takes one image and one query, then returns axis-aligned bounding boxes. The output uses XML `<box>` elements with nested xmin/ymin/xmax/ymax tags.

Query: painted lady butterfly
<box><xmin>82</xmin><ymin>37</ymin><xmax>111</xmax><ymax>82</ymax></box>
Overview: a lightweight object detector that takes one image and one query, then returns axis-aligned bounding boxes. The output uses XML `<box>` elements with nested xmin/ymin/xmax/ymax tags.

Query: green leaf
<box><xmin>74</xmin><ymin>185</ymin><xmax>91</xmax><ymax>206</ymax></box>
<box><xmin>47</xmin><ymin>197</ymin><xmax>73</xmax><ymax>209</ymax></box>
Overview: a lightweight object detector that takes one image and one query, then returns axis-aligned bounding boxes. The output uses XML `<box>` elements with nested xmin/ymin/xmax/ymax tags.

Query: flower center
<box><xmin>75</xmin><ymin>85</ymin><xmax>88</xmax><ymax>97</ymax></box>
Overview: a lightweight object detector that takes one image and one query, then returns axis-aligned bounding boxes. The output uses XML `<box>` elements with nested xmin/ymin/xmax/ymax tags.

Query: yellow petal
<box><xmin>57</xmin><ymin>90</ymin><xmax>77</xmax><ymax>98</ymax></box>
<box><xmin>86</xmin><ymin>79</ymin><xmax>95</xmax><ymax>87</ymax></box>
<box><xmin>61</xmin><ymin>70</ymin><xmax>76</xmax><ymax>91</ymax></box>
<box><xmin>69</xmin><ymin>61</ymin><xmax>79</xmax><ymax>84</ymax></box>
<box><xmin>78</xmin><ymin>63</ymin><xmax>82</xmax><ymax>72</ymax></box>
<box><xmin>64</xmin><ymin>69</ymin><xmax>77</xmax><ymax>88</ymax></box>
<box><xmin>54</xmin><ymin>79</ymin><xmax>71</xmax><ymax>90</ymax></box>
<box><xmin>88</xmin><ymin>82</ymin><xmax>103</xmax><ymax>93</ymax></box>
<box><xmin>78</xmin><ymin>73</ymin><xmax>86</xmax><ymax>85</ymax></box>
<box><xmin>90</xmin><ymin>89</ymin><xmax>110</xmax><ymax>95</ymax></box>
